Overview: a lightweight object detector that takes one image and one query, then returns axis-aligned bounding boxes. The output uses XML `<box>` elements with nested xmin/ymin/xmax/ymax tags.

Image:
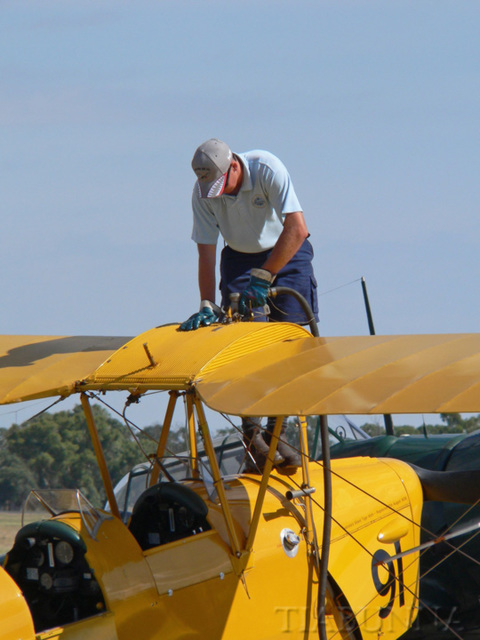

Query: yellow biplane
<box><xmin>1</xmin><ymin>319</ymin><xmax>480</xmax><ymax>640</ymax></box>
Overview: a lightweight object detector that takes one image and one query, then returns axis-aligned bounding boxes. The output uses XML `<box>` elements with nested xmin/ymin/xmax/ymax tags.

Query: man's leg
<box><xmin>220</xmin><ymin>245</ymin><xmax>270</xmax><ymax>318</ymax></box>
<box><xmin>265</xmin><ymin>417</ymin><xmax>302</xmax><ymax>468</ymax></box>
<box><xmin>219</xmin><ymin>246</ymin><xmax>302</xmax><ymax>471</ymax></box>
<box><xmin>268</xmin><ymin>239</ymin><xmax>319</xmax><ymax>324</ymax></box>
<box><xmin>242</xmin><ymin>417</ymin><xmax>284</xmax><ymax>472</ymax></box>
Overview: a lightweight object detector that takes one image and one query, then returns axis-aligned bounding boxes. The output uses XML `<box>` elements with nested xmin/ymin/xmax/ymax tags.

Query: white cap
<box><xmin>191</xmin><ymin>138</ymin><xmax>233</xmax><ymax>198</ymax></box>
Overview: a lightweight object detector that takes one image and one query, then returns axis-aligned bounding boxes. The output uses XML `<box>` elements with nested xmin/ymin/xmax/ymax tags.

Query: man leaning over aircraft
<box><xmin>179</xmin><ymin>138</ymin><xmax>319</xmax><ymax>471</ymax></box>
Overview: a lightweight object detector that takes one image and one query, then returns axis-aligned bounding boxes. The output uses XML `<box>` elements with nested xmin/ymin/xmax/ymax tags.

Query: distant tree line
<box><xmin>360</xmin><ymin>413</ymin><xmax>480</xmax><ymax>437</ymax></box>
<box><xmin>0</xmin><ymin>404</ymin><xmax>183</xmax><ymax>509</ymax></box>
<box><xmin>0</xmin><ymin>405</ymin><xmax>478</xmax><ymax>510</ymax></box>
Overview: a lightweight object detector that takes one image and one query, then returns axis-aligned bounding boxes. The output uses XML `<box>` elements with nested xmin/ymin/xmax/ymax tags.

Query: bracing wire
<box><xmin>318</xmin><ymin>277</ymin><xmax>363</xmax><ymax>298</ymax></box>
<box><xmin>0</xmin><ymin>396</ymin><xmax>67</xmax><ymax>427</ymax></box>
<box><xmin>85</xmin><ymin>391</ymin><xmax>177</xmax><ymax>462</ymax></box>
<box><xmin>224</xmin><ymin>412</ymin><xmax>480</xmax><ymax>639</ymax></box>
<box><xmin>285</xmin><ymin>471</ymin><xmax>472</xmax><ymax>640</ymax></box>
<box><xmin>81</xmin><ymin>395</ymin><xmax>480</xmax><ymax>638</ymax></box>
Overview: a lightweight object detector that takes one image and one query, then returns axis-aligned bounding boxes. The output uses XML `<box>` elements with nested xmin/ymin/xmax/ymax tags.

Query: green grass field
<box><xmin>0</xmin><ymin>511</ymin><xmax>23</xmax><ymax>555</ymax></box>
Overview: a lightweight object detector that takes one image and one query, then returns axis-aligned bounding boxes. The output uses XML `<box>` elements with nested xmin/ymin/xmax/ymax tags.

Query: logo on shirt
<box><xmin>252</xmin><ymin>195</ymin><xmax>266</xmax><ymax>208</ymax></box>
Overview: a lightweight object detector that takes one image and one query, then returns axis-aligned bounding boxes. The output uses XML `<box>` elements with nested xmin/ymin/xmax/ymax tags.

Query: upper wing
<box><xmin>196</xmin><ymin>333</ymin><xmax>480</xmax><ymax>416</ymax></box>
<box><xmin>80</xmin><ymin>322</ymin><xmax>310</xmax><ymax>391</ymax></box>
<box><xmin>0</xmin><ymin>323</ymin><xmax>310</xmax><ymax>404</ymax></box>
<box><xmin>2</xmin><ymin>326</ymin><xmax>480</xmax><ymax>417</ymax></box>
<box><xmin>0</xmin><ymin>335</ymin><xmax>131</xmax><ymax>405</ymax></box>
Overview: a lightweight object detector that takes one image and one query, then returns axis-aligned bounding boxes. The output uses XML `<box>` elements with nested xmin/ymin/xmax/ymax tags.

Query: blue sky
<box><xmin>1</xmin><ymin>1</ymin><xmax>479</xmax><ymax>429</ymax></box>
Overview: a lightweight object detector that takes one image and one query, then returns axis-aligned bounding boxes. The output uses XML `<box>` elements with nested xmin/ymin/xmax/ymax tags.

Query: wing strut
<box><xmin>80</xmin><ymin>393</ymin><xmax>121</xmax><ymax>520</ymax></box>
<box><xmin>317</xmin><ymin>414</ymin><xmax>333</xmax><ymax>640</ymax></box>
<box><xmin>186</xmin><ymin>393</ymin><xmax>200</xmax><ymax>479</ymax></box>
<box><xmin>150</xmin><ymin>391</ymin><xmax>179</xmax><ymax>486</ymax></box>
<box><xmin>193</xmin><ymin>396</ymin><xmax>247</xmax><ymax>571</ymax></box>
<box><xmin>244</xmin><ymin>416</ymin><xmax>285</xmax><ymax>553</ymax></box>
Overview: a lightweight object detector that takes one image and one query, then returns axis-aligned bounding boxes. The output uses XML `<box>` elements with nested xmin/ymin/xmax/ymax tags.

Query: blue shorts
<box><xmin>219</xmin><ymin>239</ymin><xmax>319</xmax><ymax>324</ymax></box>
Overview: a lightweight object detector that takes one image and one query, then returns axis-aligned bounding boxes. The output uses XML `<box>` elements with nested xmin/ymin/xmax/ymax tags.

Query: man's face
<box><xmin>223</xmin><ymin>160</ymin><xmax>242</xmax><ymax>196</ymax></box>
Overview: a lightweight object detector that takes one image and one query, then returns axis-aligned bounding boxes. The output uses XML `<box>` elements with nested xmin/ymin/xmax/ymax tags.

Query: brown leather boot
<box><xmin>266</xmin><ymin>417</ymin><xmax>301</xmax><ymax>468</ymax></box>
<box><xmin>242</xmin><ymin>417</ymin><xmax>284</xmax><ymax>472</ymax></box>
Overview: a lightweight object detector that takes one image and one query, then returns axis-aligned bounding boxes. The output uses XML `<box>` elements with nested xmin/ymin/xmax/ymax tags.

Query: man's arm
<box><xmin>178</xmin><ymin>243</ymin><xmax>219</xmax><ymax>331</ymax></box>
<box><xmin>198</xmin><ymin>243</ymin><xmax>217</xmax><ymax>302</ymax></box>
<box><xmin>237</xmin><ymin>211</ymin><xmax>309</xmax><ymax>316</ymax></box>
<box><xmin>261</xmin><ymin>211</ymin><xmax>309</xmax><ymax>275</ymax></box>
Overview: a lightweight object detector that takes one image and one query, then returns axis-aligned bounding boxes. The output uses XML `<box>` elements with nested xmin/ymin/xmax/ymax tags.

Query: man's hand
<box><xmin>238</xmin><ymin>268</ymin><xmax>275</xmax><ymax>315</ymax></box>
<box><xmin>179</xmin><ymin>300</ymin><xmax>221</xmax><ymax>331</ymax></box>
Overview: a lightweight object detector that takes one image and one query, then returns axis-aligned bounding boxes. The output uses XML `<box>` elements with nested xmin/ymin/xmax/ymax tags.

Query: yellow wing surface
<box><xmin>0</xmin><ymin>323</ymin><xmax>310</xmax><ymax>404</ymax></box>
<box><xmin>1</xmin><ymin>324</ymin><xmax>480</xmax><ymax>415</ymax></box>
<box><xmin>197</xmin><ymin>332</ymin><xmax>480</xmax><ymax>415</ymax></box>
<box><xmin>0</xmin><ymin>334</ymin><xmax>131</xmax><ymax>405</ymax></box>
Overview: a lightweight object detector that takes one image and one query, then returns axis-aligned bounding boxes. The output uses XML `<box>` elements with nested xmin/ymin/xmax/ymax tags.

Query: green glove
<box><xmin>179</xmin><ymin>300</ymin><xmax>221</xmax><ymax>331</ymax></box>
<box><xmin>238</xmin><ymin>268</ymin><xmax>275</xmax><ymax>316</ymax></box>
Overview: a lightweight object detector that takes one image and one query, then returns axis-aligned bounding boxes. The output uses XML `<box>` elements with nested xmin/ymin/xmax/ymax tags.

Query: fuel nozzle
<box><xmin>228</xmin><ymin>292</ymin><xmax>271</xmax><ymax>322</ymax></box>
<box><xmin>229</xmin><ymin>292</ymin><xmax>241</xmax><ymax>315</ymax></box>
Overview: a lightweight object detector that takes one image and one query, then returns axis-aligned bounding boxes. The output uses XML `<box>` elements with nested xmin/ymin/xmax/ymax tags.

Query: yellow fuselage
<box><xmin>2</xmin><ymin>456</ymin><xmax>422</xmax><ymax>640</ymax></box>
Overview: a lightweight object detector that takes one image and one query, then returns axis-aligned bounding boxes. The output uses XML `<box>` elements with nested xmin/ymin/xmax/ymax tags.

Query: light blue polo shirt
<box><xmin>191</xmin><ymin>149</ymin><xmax>303</xmax><ymax>253</ymax></box>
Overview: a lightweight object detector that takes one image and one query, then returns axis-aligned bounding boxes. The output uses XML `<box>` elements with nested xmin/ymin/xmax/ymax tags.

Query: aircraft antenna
<box><xmin>361</xmin><ymin>277</ymin><xmax>376</xmax><ymax>335</ymax></box>
<box><xmin>361</xmin><ymin>277</ymin><xmax>395</xmax><ymax>436</ymax></box>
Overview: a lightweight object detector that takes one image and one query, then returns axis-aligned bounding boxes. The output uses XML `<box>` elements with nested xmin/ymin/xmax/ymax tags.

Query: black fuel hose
<box><xmin>268</xmin><ymin>286</ymin><xmax>319</xmax><ymax>337</ymax></box>
<box><xmin>268</xmin><ymin>287</ymin><xmax>331</xmax><ymax>639</ymax></box>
